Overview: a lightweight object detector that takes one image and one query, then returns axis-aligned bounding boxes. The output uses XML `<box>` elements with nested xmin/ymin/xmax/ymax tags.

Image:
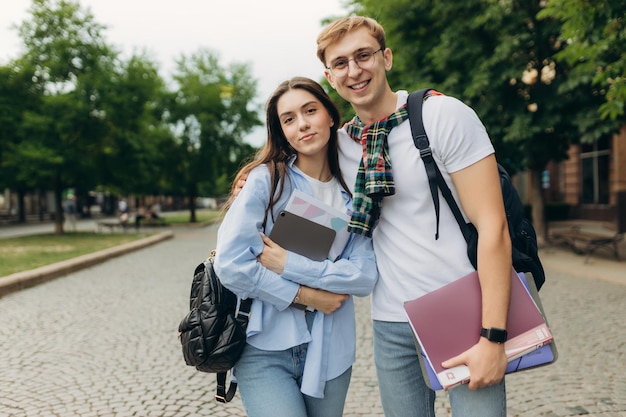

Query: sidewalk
<box><xmin>0</xmin><ymin>223</ymin><xmax>624</xmax><ymax>416</ymax></box>
<box><xmin>2</xmin><ymin>218</ymin><xmax>623</xmax><ymax>297</ymax></box>
<box><xmin>544</xmin><ymin>220</ymin><xmax>625</xmax><ymax>286</ymax></box>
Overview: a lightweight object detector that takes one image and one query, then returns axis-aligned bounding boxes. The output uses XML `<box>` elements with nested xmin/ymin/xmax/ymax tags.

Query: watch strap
<box><xmin>480</xmin><ymin>327</ymin><xmax>508</xmax><ymax>344</ymax></box>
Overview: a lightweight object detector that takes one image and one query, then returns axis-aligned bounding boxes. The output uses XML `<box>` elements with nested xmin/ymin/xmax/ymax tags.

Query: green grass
<box><xmin>0</xmin><ymin>209</ymin><xmax>224</xmax><ymax>278</ymax></box>
<box><xmin>164</xmin><ymin>209</ymin><xmax>223</xmax><ymax>225</ymax></box>
<box><xmin>0</xmin><ymin>232</ymin><xmax>153</xmax><ymax>278</ymax></box>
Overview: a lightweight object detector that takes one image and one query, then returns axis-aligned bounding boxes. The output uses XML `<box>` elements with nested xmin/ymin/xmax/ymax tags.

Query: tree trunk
<box><xmin>189</xmin><ymin>194</ymin><xmax>197</xmax><ymax>223</ymax></box>
<box><xmin>17</xmin><ymin>189</ymin><xmax>26</xmax><ymax>223</ymax></box>
<box><xmin>54</xmin><ymin>175</ymin><xmax>64</xmax><ymax>234</ymax></box>
<box><xmin>188</xmin><ymin>182</ymin><xmax>197</xmax><ymax>223</ymax></box>
<box><xmin>530</xmin><ymin>169</ymin><xmax>546</xmax><ymax>245</ymax></box>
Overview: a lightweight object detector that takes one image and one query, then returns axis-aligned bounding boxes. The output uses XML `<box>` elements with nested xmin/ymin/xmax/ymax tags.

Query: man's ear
<box><xmin>383</xmin><ymin>48</ymin><xmax>393</xmax><ymax>71</ymax></box>
<box><xmin>324</xmin><ymin>70</ymin><xmax>336</xmax><ymax>89</ymax></box>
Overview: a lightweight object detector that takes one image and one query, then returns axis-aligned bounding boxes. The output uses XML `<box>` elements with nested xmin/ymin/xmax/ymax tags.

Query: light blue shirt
<box><xmin>214</xmin><ymin>156</ymin><xmax>377</xmax><ymax>398</ymax></box>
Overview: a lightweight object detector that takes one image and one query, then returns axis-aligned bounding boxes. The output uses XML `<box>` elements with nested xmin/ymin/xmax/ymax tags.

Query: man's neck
<box><xmin>353</xmin><ymin>91</ymin><xmax>398</xmax><ymax>125</ymax></box>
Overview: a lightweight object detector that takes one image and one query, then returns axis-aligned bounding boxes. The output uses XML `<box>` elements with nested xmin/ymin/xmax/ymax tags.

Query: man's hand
<box><xmin>441</xmin><ymin>337</ymin><xmax>507</xmax><ymax>390</ymax></box>
<box><xmin>232</xmin><ymin>173</ymin><xmax>248</xmax><ymax>197</ymax></box>
<box><xmin>257</xmin><ymin>233</ymin><xmax>287</xmax><ymax>274</ymax></box>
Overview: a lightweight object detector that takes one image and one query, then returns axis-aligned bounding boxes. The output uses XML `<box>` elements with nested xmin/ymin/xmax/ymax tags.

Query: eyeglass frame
<box><xmin>325</xmin><ymin>48</ymin><xmax>385</xmax><ymax>76</ymax></box>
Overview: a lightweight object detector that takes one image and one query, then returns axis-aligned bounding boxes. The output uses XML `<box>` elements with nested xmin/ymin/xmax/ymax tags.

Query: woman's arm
<box><xmin>258</xmin><ymin>232</ymin><xmax>377</xmax><ymax>297</ymax></box>
<box><xmin>214</xmin><ymin>168</ymin><xmax>300</xmax><ymax>311</ymax></box>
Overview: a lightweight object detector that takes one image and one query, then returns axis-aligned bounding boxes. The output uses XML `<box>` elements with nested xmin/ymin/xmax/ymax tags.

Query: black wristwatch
<box><xmin>480</xmin><ymin>327</ymin><xmax>508</xmax><ymax>344</ymax></box>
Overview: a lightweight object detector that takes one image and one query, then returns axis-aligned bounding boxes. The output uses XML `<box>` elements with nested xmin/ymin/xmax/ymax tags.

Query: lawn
<box><xmin>0</xmin><ymin>209</ymin><xmax>224</xmax><ymax>278</ymax></box>
<box><xmin>163</xmin><ymin>209</ymin><xmax>223</xmax><ymax>225</ymax></box>
<box><xmin>0</xmin><ymin>232</ymin><xmax>155</xmax><ymax>277</ymax></box>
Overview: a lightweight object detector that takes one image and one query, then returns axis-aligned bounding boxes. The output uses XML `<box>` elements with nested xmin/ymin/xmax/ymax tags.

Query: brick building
<box><xmin>542</xmin><ymin>126</ymin><xmax>626</xmax><ymax>233</ymax></box>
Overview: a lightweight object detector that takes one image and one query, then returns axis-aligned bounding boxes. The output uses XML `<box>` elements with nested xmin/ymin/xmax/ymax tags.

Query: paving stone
<box><xmin>0</xmin><ymin>224</ymin><xmax>624</xmax><ymax>416</ymax></box>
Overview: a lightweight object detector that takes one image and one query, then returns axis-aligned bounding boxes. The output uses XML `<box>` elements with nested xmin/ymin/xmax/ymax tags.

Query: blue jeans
<box><xmin>373</xmin><ymin>320</ymin><xmax>506</xmax><ymax>417</ymax></box>
<box><xmin>234</xmin><ymin>311</ymin><xmax>352</xmax><ymax>417</ymax></box>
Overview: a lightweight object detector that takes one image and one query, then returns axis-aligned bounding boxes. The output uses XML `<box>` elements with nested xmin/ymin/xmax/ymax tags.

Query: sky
<box><xmin>0</xmin><ymin>0</ymin><xmax>349</xmax><ymax>146</ymax></box>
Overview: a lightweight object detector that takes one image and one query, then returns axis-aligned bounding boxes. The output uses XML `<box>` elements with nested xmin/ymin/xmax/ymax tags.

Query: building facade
<box><xmin>544</xmin><ymin>126</ymin><xmax>626</xmax><ymax>232</ymax></box>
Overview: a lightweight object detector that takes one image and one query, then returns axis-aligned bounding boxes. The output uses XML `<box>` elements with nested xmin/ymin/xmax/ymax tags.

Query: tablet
<box><xmin>269</xmin><ymin>211</ymin><xmax>336</xmax><ymax>261</ymax></box>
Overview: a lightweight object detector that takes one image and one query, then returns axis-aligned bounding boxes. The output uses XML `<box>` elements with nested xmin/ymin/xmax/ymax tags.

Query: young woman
<box><xmin>213</xmin><ymin>77</ymin><xmax>377</xmax><ymax>417</ymax></box>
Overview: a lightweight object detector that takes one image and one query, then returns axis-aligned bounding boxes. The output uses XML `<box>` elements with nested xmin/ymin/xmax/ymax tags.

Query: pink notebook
<box><xmin>403</xmin><ymin>269</ymin><xmax>553</xmax><ymax>390</ymax></box>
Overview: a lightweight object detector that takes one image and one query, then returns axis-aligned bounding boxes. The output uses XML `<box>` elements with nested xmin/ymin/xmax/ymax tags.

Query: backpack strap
<box><xmin>215</xmin><ymin>372</ymin><xmax>239</xmax><ymax>403</ymax></box>
<box><xmin>214</xmin><ymin>295</ymin><xmax>253</xmax><ymax>403</ymax></box>
<box><xmin>406</xmin><ymin>89</ymin><xmax>474</xmax><ymax>243</ymax></box>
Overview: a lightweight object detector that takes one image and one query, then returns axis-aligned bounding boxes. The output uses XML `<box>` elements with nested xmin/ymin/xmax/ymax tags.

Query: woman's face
<box><xmin>276</xmin><ymin>89</ymin><xmax>333</xmax><ymax>158</ymax></box>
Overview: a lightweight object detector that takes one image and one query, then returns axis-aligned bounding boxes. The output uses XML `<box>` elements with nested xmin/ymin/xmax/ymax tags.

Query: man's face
<box><xmin>323</xmin><ymin>27</ymin><xmax>392</xmax><ymax>113</ymax></box>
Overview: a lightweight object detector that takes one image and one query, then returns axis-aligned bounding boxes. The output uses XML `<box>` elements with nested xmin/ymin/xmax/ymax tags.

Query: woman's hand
<box><xmin>299</xmin><ymin>286</ymin><xmax>349</xmax><ymax>314</ymax></box>
<box><xmin>257</xmin><ymin>233</ymin><xmax>288</xmax><ymax>274</ymax></box>
<box><xmin>258</xmin><ymin>234</ymin><xmax>349</xmax><ymax>314</ymax></box>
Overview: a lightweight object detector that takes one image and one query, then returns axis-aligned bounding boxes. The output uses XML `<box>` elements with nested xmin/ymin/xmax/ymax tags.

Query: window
<box><xmin>580</xmin><ymin>137</ymin><xmax>610</xmax><ymax>204</ymax></box>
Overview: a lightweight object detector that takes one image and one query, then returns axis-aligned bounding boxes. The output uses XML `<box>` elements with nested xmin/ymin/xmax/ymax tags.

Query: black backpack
<box><xmin>406</xmin><ymin>88</ymin><xmax>545</xmax><ymax>290</ymax></box>
<box><xmin>178</xmin><ymin>251</ymin><xmax>252</xmax><ymax>402</ymax></box>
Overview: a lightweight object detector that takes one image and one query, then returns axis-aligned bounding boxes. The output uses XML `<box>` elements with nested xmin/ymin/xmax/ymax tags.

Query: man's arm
<box><xmin>442</xmin><ymin>153</ymin><xmax>512</xmax><ymax>390</ymax></box>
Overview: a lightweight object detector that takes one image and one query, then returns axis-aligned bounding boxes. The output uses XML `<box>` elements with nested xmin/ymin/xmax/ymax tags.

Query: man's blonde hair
<box><xmin>316</xmin><ymin>16</ymin><xmax>387</xmax><ymax>66</ymax></box>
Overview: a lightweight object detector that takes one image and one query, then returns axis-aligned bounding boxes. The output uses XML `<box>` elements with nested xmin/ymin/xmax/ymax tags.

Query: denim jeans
<box><xmin>373</xmin><ymin>320</ymin><xmax>506</xmax><ymax>417</ymax></box>
<box><xmin>234</xmin><ymin>311</ymin><xmax>352</xmax><ymax>417</ymax></box>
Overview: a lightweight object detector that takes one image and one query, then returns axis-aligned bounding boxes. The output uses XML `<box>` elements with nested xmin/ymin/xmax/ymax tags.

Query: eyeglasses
<box><xmin>326</xmin><ymin>48</ymin><xmax>384</xmax><ymax>76</ymax></box>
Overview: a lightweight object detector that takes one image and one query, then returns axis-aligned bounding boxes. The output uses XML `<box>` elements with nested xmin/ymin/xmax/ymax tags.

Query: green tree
<box><xmin>346</xmin><ymin>0</ymin><xmax>620</xmax><ymax>239</ymax></box>
<box><xmin>163</xmin><ymin>49</ymin><xmax>260</xmax><ymax>222</ymax></box>
<box><xmin>0</xmin><ymin>60</ymin><xmax>45</xmax><ymax>222</ymax></box>
<box><xmin>17</xmin><ymin>0</ymin><xmax>117</xmax><ymax>233</ymax></box>
<box><xmin>95</xmin><ymin>53</ymin><xmax>166</xmax><ymax>199</ymax></box>
<box><xmin>538</xmin><ymin>0</ymin><xmax>625</xmax><ymax>122</ymax></box>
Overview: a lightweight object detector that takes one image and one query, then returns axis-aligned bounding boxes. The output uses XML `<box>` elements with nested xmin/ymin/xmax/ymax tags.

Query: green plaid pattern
<box><xmin>344</xmin><ymin>105</ymin><xmax>409</xmax><ymax>237</ymax></box>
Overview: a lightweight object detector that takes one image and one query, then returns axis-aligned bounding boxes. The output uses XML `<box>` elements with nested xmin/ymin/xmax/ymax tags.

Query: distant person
<box><xmin>148</xmin><ymin>204</ymin><xmax>160</xmax><ymax>221</ymax></box>
<box><xmin>118</xmin><ymin>199</ymin><xmax>129</xmax><ymax>227</ymax></box>
<box><xmin>118</xmin><ymin>199</ymin><xmax>128</xmax><ymax>214</ymax></box>
<box><xmin>64</xmin><ymin>195</ymin><xmax>77</xmax><ymax>231</ymax></box>
<box><xmin>135</xmin><ymin>206</ymin><xmax>146</xmax><ymax>230</ymax></box>
<box><xmin>213</xmin><ymin>77</ymin><xmax>377</xmax><ymax>417</ymax></box>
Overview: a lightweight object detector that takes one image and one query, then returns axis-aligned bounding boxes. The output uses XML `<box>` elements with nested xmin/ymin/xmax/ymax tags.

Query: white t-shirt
<box><xmin>296</xmin><ymin>169</ymin><xmax>345</xmax><ymax>214</ymax></box>
<box><xmin>338</xmin><ymin>91</ymin><xmax>495</xmax><ymax>321</ymax></box>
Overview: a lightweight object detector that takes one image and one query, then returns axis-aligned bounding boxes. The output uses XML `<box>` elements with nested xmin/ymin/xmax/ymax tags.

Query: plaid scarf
<box><xmin>344</xmin><ymin>105</ymin><xmax>409</xmax><ymax>237</ymax></box>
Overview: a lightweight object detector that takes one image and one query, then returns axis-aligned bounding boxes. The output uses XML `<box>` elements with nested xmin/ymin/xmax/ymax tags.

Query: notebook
<box><xmin>417</xmin><ymin>272</ymin><xmax>558</xmax><ymax>390</ymax></box>
<box><xmin>284</xmin><ymin>189</ymin><xmax>351</xmax><ymax>260</ymax></box>
<box><xmin>269</xmin><ymin>210</ymin><xmax>336</xmax><ymax>261</ymax></box>
<box><xmin>404</xmin><ymin>269</ymin><xmax>554</xmax><ymax>390</ymax></box>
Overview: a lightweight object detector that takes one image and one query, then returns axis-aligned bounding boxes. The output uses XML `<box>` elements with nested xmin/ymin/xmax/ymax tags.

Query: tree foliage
<box><xmin>95</xmin><ymin>53</ymin><xmax>165</xmax><ymax>196</ymax></box>
<box><xmin>15</xmin><ymin>0</ymin><xmax>116</xmax><ymax>232</ymax></box>
<box><xmin>0</xmin><ymin>0</ymin><xmax>261</xmax><ymax>229</ymax></box>
<box><xmin>538</xmin><ymin>0</ymin><xmax>626</xmax><ymax>123</ymax></box>
<box><xmin>161</xmin><ymin>49</ymin><xmax>260</xmax><ymax>221</ymax></box>
<box><xmin>343</xmin><ymin>0</ymin><xmax>623</xmax><ymax>238</ymax></box>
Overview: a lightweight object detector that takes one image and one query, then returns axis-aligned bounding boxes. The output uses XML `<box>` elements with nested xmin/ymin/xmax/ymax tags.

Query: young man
<box><xmin>317</xmin><ymin>16</ymin><xmax>513</xmax><ymax>416</ymax></box>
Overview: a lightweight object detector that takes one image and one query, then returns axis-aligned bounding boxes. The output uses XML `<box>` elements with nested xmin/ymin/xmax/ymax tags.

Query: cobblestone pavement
<box><xmin>0</xmin><ymin>224</ymin><xmax>625</xmax><ymax>416</ymax></box>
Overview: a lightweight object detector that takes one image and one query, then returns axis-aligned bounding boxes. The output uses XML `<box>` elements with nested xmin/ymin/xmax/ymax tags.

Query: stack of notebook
<box><xmin>403</xmin><ymin>269</ymin><xmax>557</xmax><ymax>390</ymax></box>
